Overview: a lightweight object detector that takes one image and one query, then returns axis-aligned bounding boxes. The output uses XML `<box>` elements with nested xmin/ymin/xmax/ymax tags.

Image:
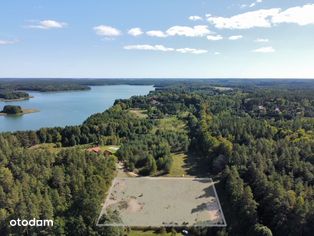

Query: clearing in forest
<box><xmin>128</xmin><ymin>108</ymin><xmax>148</xmax><ymax>118</ymax></box>
<box><xmin>151</xmin><ymin>116</ymin><xmax>186</xmax><ymax>133</ymax></box>
<box><xmin>168</xmin><ymin>153</ymin><xmax>189</xmax><ymax>177</ymax></box>
<box><xmin>97</xmin><ymin>177</ymin><xmax>226</xmax><ymax>227</ymax></box>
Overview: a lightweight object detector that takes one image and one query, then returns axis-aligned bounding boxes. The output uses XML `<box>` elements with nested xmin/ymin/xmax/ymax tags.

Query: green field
<box><xmin>129</xmin><ymin>108</ymin><xmax>148</xmax><ymax>118</ymax></box>
<box><xmin>98</xmin><ymin>145</ymin><xmax>120</xmax><ymax>153</ymax></box>
<box><xmin>29</xmin><ymin>143</ymin><xmax>119</xmax><ymax>154</ymax></box>
<box><xmin>152</xmin><ymin>116</ymin><xmax>186</xmax><ymax>133</ymax></box>
<box><xmin>168</xmin><ymin>153</ymin><xmax>188</xmax><ymax>177</ymax></box>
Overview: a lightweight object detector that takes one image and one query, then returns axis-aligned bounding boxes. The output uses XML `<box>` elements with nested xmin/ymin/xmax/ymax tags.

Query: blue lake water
<box><xmin>0</xmin><ymin>85</ymin><xmax>154</xmax><ymax>132</ymax></box>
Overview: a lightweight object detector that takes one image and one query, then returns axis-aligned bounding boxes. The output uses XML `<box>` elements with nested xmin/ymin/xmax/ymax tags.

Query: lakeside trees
<box><xmin>0</xmin><ymin>90</ymin><xmax>29</xmax><ymax>100</ymax></box>
<box><xmin>1</xmin><ymin>105</ymin><xmax>23</xmax><ymax>114</ymax></box>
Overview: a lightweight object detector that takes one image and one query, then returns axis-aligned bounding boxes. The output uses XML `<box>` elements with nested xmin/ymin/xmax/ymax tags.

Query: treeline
<box><xmin>117</xmin><ymin>130</ymin><xmax>189</xmax><ymax>175</ymax></box>
<box><xmin>1</xmin><ymin>105</ymin><xmax>23</xmax><ymax>114</ymax></box>
<box><xmin>3</xmin><ymin>78</ymin><xmax>314</xmax><ymax>94</ymax></box>
<box><xmin>0</xmin><ymin>90</ymin><xmax>29</xmax><ymax>100</ymax></box>
<box><xmin>0</xmin><ymin>80</ymin><xmax>90</xmax><ymax>92</ymax></box>
<box><xmin>11</xmin><ymin>105</ymin><xmax>153</xmax><ymax>148</ymax></box>
<box><xmin>187</xmin><ymin>87</ymin><xmax>314</xmax><ymax>235</ymax></box>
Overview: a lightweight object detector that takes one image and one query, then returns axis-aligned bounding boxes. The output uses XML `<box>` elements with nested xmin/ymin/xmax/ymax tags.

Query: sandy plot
<box><xmin>97</xmin><ymin>177</ymin><xmax>226</xmax><ymax>227</ymax></box>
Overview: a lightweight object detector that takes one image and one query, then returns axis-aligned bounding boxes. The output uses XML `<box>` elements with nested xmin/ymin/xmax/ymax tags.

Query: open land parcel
<box><xmin>97</xmin><ymin>177</ymin><xmax>226</xmax><ymax>227</ymax></box>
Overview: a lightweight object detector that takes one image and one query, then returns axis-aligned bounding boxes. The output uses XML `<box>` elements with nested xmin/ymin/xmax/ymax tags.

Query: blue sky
<box><xmin>0</xmin><ymin>0</ymin><xmax>314</xmax><ymax>78</ymax></box>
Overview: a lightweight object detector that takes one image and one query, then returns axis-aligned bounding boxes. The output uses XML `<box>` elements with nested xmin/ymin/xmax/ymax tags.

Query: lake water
<box><xmin>0</xmin><ymin>85</ymin><xmax>154</xmax><ymax>132</ymax></box>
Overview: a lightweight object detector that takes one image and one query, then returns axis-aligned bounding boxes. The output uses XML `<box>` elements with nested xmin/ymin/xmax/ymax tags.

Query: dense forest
<box><xmin>1</xmin><ymin>78</ymin><xmax>314</xmax><ymax>92</ymax></box>
<box><xmin>0</xmin><ymin>79</ymin><xmax>314</xmax><ymax>235</ymax></box>
<box><xmin>0</xmin><ymin>80</ymin><xmax>90</xmax><ymax>92</ymax></box>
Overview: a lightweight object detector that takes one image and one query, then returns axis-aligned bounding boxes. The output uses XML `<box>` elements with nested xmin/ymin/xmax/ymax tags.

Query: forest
<box><xmin>2</xmin><ymin>78</ymin><xmax>314</xmax><ymax>93</ymax></box>
<box><xmin>0</xmin><ymin>80</ymin><xmax>90</xmax><ymax>92</ymax></box>
<box><xmin>0</xmin><ymin>90</ymin><xmax>30</xmax><ymax>100</ymax></box>
<box><xmin>0</xmin><ymin>79</ymin><xmax>314</xmax><ymax>235</ymax></box>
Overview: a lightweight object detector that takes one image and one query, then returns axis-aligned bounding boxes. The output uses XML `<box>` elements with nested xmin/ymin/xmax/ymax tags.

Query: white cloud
<box><xmin>0</xmin><ymin>39</ymin><xmax>18</xmax><ymax>45</ymax></box>
<box><xmin>166</xmin><ymin>25</ymin><xmax>211</xmax><ymax>37</ymax></box>
<box><xmin>176</xmin><ymin>48</ymin><xmax>208</xmax><ymax>54</ymax></box>
<box><xmin>253</xmin><ymin>46</ymin><xmax>275</xmax><ymax>53</ymax></box>
<box><xmin>272</xmin><ymin>4</ymin><xmax>314</xmax><ymax>26</ymax></box>
<box><xmin>93</xmin><ymin>25</ymin><xmax>121</xmax><ymax>37</ymax></box>
<box><xmin>128</xmin><ymin>27</ymin><xmax>143</xmax><ymax>36</ymax></box>
<box><xmin>214</xmin><ymin>52</ymin><xmax>221</xmax><ymax>55</ymax></box>
<box><xmin>146</xmin><ymin>25</ymin><xmax>213</xmax><ymax>38</ymax></box>
<box><xmin>207</xmin><ymin>8</ymin><xmax>280</xmax><ymax>29</ymax></box>
<box><xmin>146</xmin><ymin>30</ymin><xmax>168</xmax><ymax>38</ymax></box>
<box><xmin>189</xmin><ymin>15</ymin><xmax>203</xmax><ymax>21</ymax></box>
<box><xmin>207</xmin><ymin>35</ymin><xmax>223</xmax><ymax>41</ymax></box>
<box><xmin>28</xmin><ymin>20</ymin><xmax>67</xmax><ymax>29</ymax></box>
<box><xmin>124</xmin><ymin>44</ymin><xmax>174</xmax><ymax>52</ymax></box>
<box><xmin>249</xmin><ymin>3</ymin><xmax>256</xmax><ymax>8</ymax></box>
<box><xmin>208</xmin><ymin>4</ymin><xmax>314</xmax><ymax>29</ymax></box>
<box><xmin>255</xmin><ymin>38</ymin><xmax>269</xmax><ymax>43</ymax></box>
<box><xmin>124</xmin><ymin>44</ymin><xmax>207</xmax><ymax>54</ymax></box>
<box><xmin>229</xmin><ymin>35</ymin><xmax>243</xmax><ymax>40</ymax></box>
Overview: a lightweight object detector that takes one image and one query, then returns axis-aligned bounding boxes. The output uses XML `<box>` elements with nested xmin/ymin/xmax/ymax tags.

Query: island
<box><xmin>0</xmin><ymin>105</ymin><xmax>39</xmax><ymax>116</ymax></box>
<box><xmin>0</xmin><ymin>90</ymin><xmax>32</xmax><ymax>101</ymax></box>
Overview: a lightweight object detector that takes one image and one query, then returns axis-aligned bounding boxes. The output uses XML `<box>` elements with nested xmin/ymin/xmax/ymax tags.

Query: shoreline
<box><xmin>0</xmin><ymin>108</ymin><xmax>39</xmax><ymax>116</ymax></box>
<box><xmin>0</xmin><ymin>96</ymin><xmax>34</xmax><ymax>102</ymax></box>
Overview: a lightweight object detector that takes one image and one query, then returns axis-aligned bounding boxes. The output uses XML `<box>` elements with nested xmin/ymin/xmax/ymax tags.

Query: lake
<box><xmin>0</xmin><ymin>85</ymin><xmax>154</xmax><ymax>132</ymax></box>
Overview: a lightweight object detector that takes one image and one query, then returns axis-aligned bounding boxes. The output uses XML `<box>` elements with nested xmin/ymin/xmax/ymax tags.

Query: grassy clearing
<box><xmin>29</xmin><ymin>143</ymin><xmax>62</xmax><ymax>153</ymax></box>
<box><xmin>168</xmin><ymin>153</ymin><xmax>188</xmax><ymax>177</ymax></box>
<box><xmin>29</xmin><ymin>143</ymin><xmax>120</xmax><ymax>155</ymax></box>
<box><xmin>129</xmin><ymin>108</ymin><xmax>148</xmax><ymax>119</ymax></box>
<box><xmin>152</xmin><ymin>116</ymin><xmax>186</xmax><ymax>133</ymax></box>
<box><xmin>98</xmin><ymin>145</ymin><xmax>120</xmax><ymax>153</ymax></box>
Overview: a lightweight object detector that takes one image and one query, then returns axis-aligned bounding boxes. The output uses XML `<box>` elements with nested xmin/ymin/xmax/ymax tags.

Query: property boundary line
<box><xmin>96</xmin><ymin>177</ymin><xmax>117</xmax><ymax>226</ymax></box>
<box><xmin>96</xmin><ymin>177</ymin><xmax>227</xmax><ymax>227</ymax></box>
<box><xmin>212</xmin><ymin>179</ymin><xmax>227</xmax><ymax>227</ymax></box>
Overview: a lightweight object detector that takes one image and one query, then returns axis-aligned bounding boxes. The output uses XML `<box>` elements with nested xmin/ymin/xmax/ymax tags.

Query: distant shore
<box><xmin>0</xmin><ymin>108</ymin><xmax>39</xmax><ymax>116</ymax></box>
<box><xmin>0</xmin><ymin>96</ymin><xmax>33</xmax><ymax>102</ymax></box>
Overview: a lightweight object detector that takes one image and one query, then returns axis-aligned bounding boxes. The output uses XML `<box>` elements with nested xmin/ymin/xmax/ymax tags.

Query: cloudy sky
<box><xmin>1</xmin><ymin>0</ymin><xmax>314</xmax><ymax>78</ymax></box>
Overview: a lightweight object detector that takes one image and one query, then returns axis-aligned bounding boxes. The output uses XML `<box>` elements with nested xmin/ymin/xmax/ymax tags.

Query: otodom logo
<box><xmin>10</xmin><ymin>218</ymin><xmax>53</xmax><ymax>227</ymax></box>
